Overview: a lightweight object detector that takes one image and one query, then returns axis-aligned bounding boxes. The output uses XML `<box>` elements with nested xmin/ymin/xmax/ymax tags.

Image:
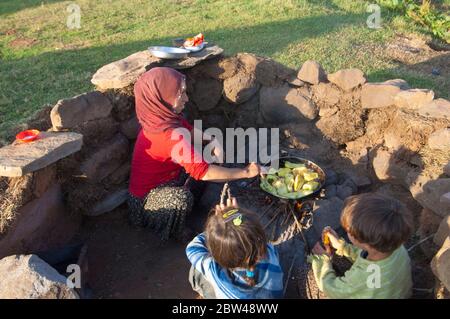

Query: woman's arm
<box><xmin>201</xmin><ymin>163</ymin><xmax>260</xmax><ymax>182</ymax></box>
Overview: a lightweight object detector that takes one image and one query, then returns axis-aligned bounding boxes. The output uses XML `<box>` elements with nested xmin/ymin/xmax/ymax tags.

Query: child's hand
<box><xmin>312</xmin><ymin>242</ymin><xmax>328</xmax><ymax>256</ymax></box>
<box><xmin>324</xmin><ymin>228</ymin><xmax>341</xmax><ymax>249</ymax></box>
<box><xmin>216</xmin><ymin>196</ymin><xmax>239</xmax><ymax>213</ymax></box>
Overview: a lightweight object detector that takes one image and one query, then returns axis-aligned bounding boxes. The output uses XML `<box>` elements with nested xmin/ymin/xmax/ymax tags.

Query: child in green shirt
<box><xmin>307</xmin><ymin>193</ymin><xmax>414</xmax><ymax>299</ymax></box>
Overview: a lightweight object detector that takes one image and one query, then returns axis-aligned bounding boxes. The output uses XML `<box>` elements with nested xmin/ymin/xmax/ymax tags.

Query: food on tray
<box><xmin>183</xmin><ymin>33</ymin><xmax>204</xmax><ymax>47</ymax></box>
<box><xmin>260</xmin><ymin>161</ymin><xmax>321</xmax><ymax>199</ymax></box>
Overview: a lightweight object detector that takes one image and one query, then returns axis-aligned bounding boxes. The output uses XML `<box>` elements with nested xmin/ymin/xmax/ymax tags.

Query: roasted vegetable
<box><xmin>302</xmin><ymin>181</ymin><xmax>320</xmax><ymax>191</ymax></box>
<box><xmin>284</xmin><ymin>161</ymin><xmax>306</xmax><ymax>169</ymax></box>
<box><xmin>260</xmin><ymin>161</ymin><xmax>321</xmax><ymax>199</ymax></box>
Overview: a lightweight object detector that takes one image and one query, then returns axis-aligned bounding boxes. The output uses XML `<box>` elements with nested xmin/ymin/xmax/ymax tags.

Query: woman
<box><xmin>128</xmin><ymin>67</ymin><xmax>260</xmax><ymax>241</ymax></box>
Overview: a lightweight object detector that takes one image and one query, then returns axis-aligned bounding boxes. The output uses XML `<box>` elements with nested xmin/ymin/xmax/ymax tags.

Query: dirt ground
<box><xmin>77</xmin><ymin>206</ymin><xmax>196</xmax><ymax>299</ymax></box>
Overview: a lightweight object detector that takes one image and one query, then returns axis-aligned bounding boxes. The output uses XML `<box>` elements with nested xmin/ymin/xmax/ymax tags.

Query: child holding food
<box><xmin>185</xmin><ymin>184</ymin><xmax>284</xmax><ymax>299</ymax></box>
<box><xmin>303</xmin><ymin>193</ymin><xmax>414</xmax><ymax>299</ymax></box>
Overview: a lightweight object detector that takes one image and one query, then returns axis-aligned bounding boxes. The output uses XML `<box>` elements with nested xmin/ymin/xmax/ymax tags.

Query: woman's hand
<box><xmin>244</xmin><ymin>162</ymin><xmax>261</xmax><ymax>179</ymax></box>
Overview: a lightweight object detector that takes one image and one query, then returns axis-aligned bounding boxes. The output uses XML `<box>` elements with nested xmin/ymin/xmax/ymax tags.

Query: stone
<box><xmin>51</xmin><ymin>91</ymin><xmax>113</xmax><ymax>130</ymax></box>
<box><xmin>361</xmin><ymin>79</ymin><xmax>409</xmax><ymax>109</ymax></box>
<box><xmin>406</xmin><ymin>173</ymin><xmax>450</xmax><ymax>217</ymax></box>
<box><xmin>445</xmin><ymin>163</ymin><xmax>450</xmax><ymax>177</ymax></box>
<box><xmin>0</xmin><ymin>184</ymin><xmax>82</xmax><ymax>259</ymax></box>
<box><xmin>434</xmin><ymin>215</ymin><xmax>450</xmax><ymax>247</ymax></box>
<box><xmin>231</xmin><ymin>94</ymin><xmax>260</xmax><ymax>128</ymax></box>
<box><xmin>87</xmin><ymin>188</ymin><xmax>128</xmax><ymax>217</ymax></box>
<box><xmin>103</xmin><ymin>162</ymin><xmax>131</xmax><ymax>186</ymax></box>
<box><xmin>418</xmin><ymin>98</ymin><xmax>450</xmax><ymax>120</ymax></box>
<box><xmin>0</xmin><ymin>132</ymin><xmax>83</xmax><ymax>177</ymax></box>
<box><xmin>79</xmin><ymin>133</ymin><xmax>129</xmax><ymax>182</ymax></box>
<box><xmin>431</xmin><ymin>237</ymin><xmax>450</xmax><ymax>291</ymax></box>
<box><xmin>327</xmin><ymin>68</ymin><xmax>366</xmax><ymax>92</ymax></box>
<box><xmin>191</xmin><ymin>77</ymin><xmax>223</xmax><ymax>111</ymax></box>
<box><xmin>324</xmin><ymin>184</ymin><xmax>337</xmax><ymax>198</ymax></box>
<box><xmin>324</xmin><ymin>168</ymin><xmax>338</xmax><ymax>186</ymax></box>
<box><xmin>418</xmin><ymin>208</ymin><xmax>442</xmax><ymax>258</ymax></box>
<box><xmin>0</xmin><ymin>254</ymin><xmax>79</xmax><ymax>299</ymax></box>
<box><xmin>394</xmin><ymin>89</ymin><xmax>434</xmax><ymax>109</ymax></box>
<box><xmin>260</xmin><ymin>85</ymin><xmax>317</xmax><ymax>124</ymax></box>
<box><xmin>91</xmin><ymin>50</ymin><xmax>162</xmax><ymax>90</ymax></box>
<box><xmin>72</xmin><ymin>116</ymin><xmax>119</xmax><ymax>147</ymax></box>
<box><xmin>336</xmin><ymin>186</ymin><xmax>353</xmax><ymax>201</ymax></box>
<box><xmin>440</xmin><ymin>193</ymin><xmax>450</xmax><ymax>213</ymax></box>
<box><xmin>372</xmin><ymin>149</ymin><xmax>411</xmax><ymax>185</ymax></box>
<box><xmin>120</xmin><ymin>115</ymin><xmax>141</xmax><ymax>140</ymax></box>
<box><xmin>223</xmin><ymin>72</ymin><xmax>259</xmax><ymax>104</ymax></box>
<box><xmin>384</xmin><ymin>132</ymin><xmax>403</xmax><ymax>151</ymax></box>
<box><xmin>162</xmin><ymin>45</ymin><xmax>224</xmax><ymax>70</ymax></box>
<box><xmin>428</xmin><ymin>128</ymin><xmax>450</xmax><ymax>151</ymax></box>
<box><xmin>312</xmin><ymin>82</ymin><xmax>341</xmax><ymax>107</ymax></box>
<box><xmin>312</xmin><ymin>197</ymin><xmax>344</xmax><ymax>234</ymax></box>
<box><xmin>297</xmin><ymin>60</ymin><xmax>326</xmax><ymax>85</ymax></box>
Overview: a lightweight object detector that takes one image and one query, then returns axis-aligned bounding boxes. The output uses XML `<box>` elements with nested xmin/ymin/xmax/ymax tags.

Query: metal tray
<box><xmin>148</xmin><ymin>46</ymin><xmax>190</xmax><ymax>59</ymax></box>
<box><xmin>259</xmin><ymin>156</ymin><xmax>326</xmax><ymax>200</ymax></box>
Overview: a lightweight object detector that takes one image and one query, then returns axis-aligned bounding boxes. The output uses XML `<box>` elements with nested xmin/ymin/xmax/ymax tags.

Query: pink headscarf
<box><xmin>134</xmin><ymin>67</ymin><xmax>186</xmax><ymax>133</ymax></box>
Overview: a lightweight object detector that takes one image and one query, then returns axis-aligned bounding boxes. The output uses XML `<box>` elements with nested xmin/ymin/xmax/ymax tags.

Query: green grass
<box><xmin>0</xmin><ymin>0</ymin><xmax>448</xmax><ymax>143</ymax></box>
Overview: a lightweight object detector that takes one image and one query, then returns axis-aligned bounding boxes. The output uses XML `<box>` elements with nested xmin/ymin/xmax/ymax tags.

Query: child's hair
<box><xmin>340</xmin><ymin>193</ymin><xmax>414</xmax><ymax>253</ymax></box>
<box><xmin>205</xmin><ymin>207</ymin><xmax>267</xmax><ymax>286</ymax></box>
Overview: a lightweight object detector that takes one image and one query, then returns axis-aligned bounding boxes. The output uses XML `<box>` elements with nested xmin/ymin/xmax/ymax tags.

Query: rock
<box><xmin>254</xmin><ymin>58</ymin><xmax>296</xmax><ymax>87</ymax></box>
<box><xmin>418</xmin><ymin>98</ymin><xmax>450</xmax><ymax>120</ymax></box>
<box><xmin>327</xmin><ymin>68</ymin><xmax>366</xmax><ymax>92</ymax></box>
<box><xmin>312</xmin><ymin>82</ymin><xmax>341</xmax><ymax>107</ymax></box>
<box><xmin>384</xmin><ymin>132</ymin><xmax>403</xmax><ymax>151</ymax></box>
<box><xmin>361</xmin><ymin>79</ymin><xmax>409</xmax><ymax>109</ymax></box>
<box><xmin>0</xmin><ymin>184</ymin><xmax>82</xmax><ymax>259</ymax></box>
<box><xmin>260</xmin><ymin>85</ymin><xmax>317</xmax><ymax>125</ymax></box>
<box><xmin>231</xmin><ymin>94</ymin><xmax>260</xmax><ymax>128</ymax></box>
<box><xmin>193</xmin><ymin>56</ymin><xmax>239</xmax><ymax>80</ymax></box>
<box><xmin>108</xmin><ymin>92</ymin><xmax>135</xmax><ymax>122</ymax></box>
<box><xmin>431</xmin><ymin>237</ymin><xmax>450</xmax><ymax>291</ymax></box>
<box><xmin>223</xmin><ymin>72</ymin><xmax>259</xmax><ymax>104</ymax></box>
<box><xmin>372</xmin><ymin>149</ymin><xmax>411</xmax><ymax>185</ymax></box>
<box><xmin>0</xmin><ymin>254</ymin><xmax>79</xmax><ymax>299</ymax></box>
<box><xmin>445</xmin><ymin>163</ymin><xmax>450</xmax><ymax>176</ymax></box>
<box><xmin>103</xmin><ymin>162</ymin><xmax>131</xmax><ymax>186</ymax></box>
<box><xmin>91</xmin><ymin>50</ymin><xmax>162</xmax><ymax>90</ymax></box>
<box><xmin>162</xmin><ymin>45</ymin><xmax>224</xmax><ymax>70</ymax></box>
<box><xmin>336</xmin><ymin>186</ymin><xmax>353</xmax><ymax>201</ymax></box>
<box><xmin>417</xmin><ymin>208</ymin><xmax>442</xmax><ymax>258</ymax></box>
<box><xmin>324</xmin><ymin>184</ymin><xmax>337</xmax><ymax>198</ymax></box>
<box><xmin>51</xmin><ymin>91</ymin><xmax>113</xmax><ymax>130</ymax></box>
<box><xmin>79</xmin><ymin>133</ymin><xmax>129</xmax><ymax>182</ymax></box>
<box><xmin>71</xmin><ymin>116</ymin><xmax>119</xmax><ymax>147</ymax></box>
<box><xmin>120</xmin><ymin>115</ymin><xmax>141</xmax><ymax>140</ymax></box>
<box><xmin>316</xmin><ymin>108</ymin><xmax>365</xmax><ymax>145</ymax></box>
<box><xmin>0</xmin><ymin>132</ymin><xmax>83</xmax><ymax>177</ymax></box>
<box><xmin>345</xmin><ymin>172</ymin><xmax>371</xmax><ymax>188</ymax></box>
<box><xmin>297</xmin><ymin>60</ymin><xmax>327</xmax><ymax>85</ymax></box>
<box><xmin>191</xmin><ymin>77</ymin><xmax>223</xmax><ymax>111</ymax></box>
<box><xmin>434</xmin><ymin>215</ymin><xmax>450</xmax><ymax>247</ymax></box>
<box><xmin>312</xmin><ymin>197</ymin><xmax>344</xmax><ymax>234</ymax></box>
<box><xmin>440</xmin><ymin>193</ymin><xmax>450</xmax><ymax>214</ymax></box>
<box><xmin>406</xmin><ymin>173</ymin><xmax>450</xmax><ymax>217</ymax></box>
<box><xmin>394</xmin><ymin>89</ymin><xmax>434</xmax><ymax>109</ymax></box>
<box><xmin>428</xmin><ymin>128</ymin><xmax>450</xmax><ymax>151</ymax></box>
<box><xmin>324</xmin><ymin>168</ymin><xmax>338</xmax><ymax>186</ymax></box>
<box><xmin>383</xmin><ymin>108</ymin><xmax>447</xmax><ymax>153</ymax></box>
<box><xmin>87</xmin><ymin>188</ymin><xmax>128</xmax><ymax>217</ymax></box>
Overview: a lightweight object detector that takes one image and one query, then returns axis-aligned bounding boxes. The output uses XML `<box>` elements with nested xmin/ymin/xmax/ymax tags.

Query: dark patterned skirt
<box><xmin>127</xmin><ymin>171</ymin><xmax>203</xmax><ymax>242</ymax></box>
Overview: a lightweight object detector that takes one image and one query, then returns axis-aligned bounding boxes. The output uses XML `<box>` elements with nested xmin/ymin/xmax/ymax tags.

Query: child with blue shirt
<box><xmin>186</xmin><ymin>194</ymin><xmax>284</xmax><ymax>299</ymax></box>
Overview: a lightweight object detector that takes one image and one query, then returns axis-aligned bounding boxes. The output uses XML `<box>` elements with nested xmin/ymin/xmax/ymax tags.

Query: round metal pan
<box><xmin>148</xmin><ymin>46</ymin><xmax>190</xmax><ymax>59</ymax></box>
<box><xmin>259</xmin><ymin>156</ymin><xmax>326</xmax><ymax>200</ymax></box>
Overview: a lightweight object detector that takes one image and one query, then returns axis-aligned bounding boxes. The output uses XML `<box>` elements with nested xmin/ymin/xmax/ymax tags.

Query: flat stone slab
<box><xmin>91</xmin><ymin>45</ymin><xmax>224</xmax><ymax>90</ymax></box>
<box><xmin>0</xmin><ymin>132</ymin><xmax>83</xmax><ymax>177</ymax></box>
